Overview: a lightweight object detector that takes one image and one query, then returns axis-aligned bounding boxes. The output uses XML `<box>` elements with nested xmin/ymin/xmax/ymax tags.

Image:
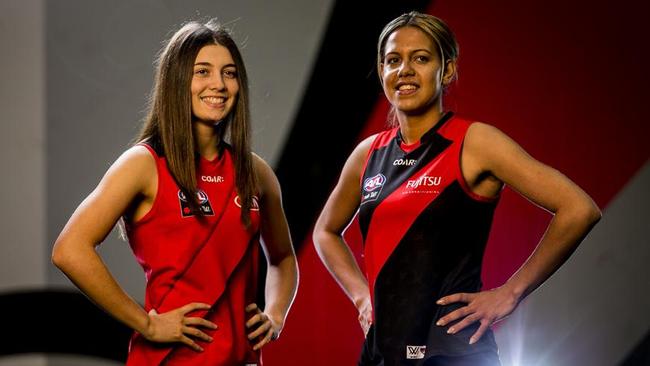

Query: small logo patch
<box><xmin>361</xmin><ymin>173</ymin><xmax>386</xmax><ymax>204</ymax></box>
<box><xmin>178</xmin><ymin>189</ymin><xmax>214</xmax><ymax>217</ymax></box>
<box><xmin>406</xmin><ymin>345</ymin><xmax>426</xmax><ymax>359</ymax></box>
<box><xmin>234</xmin><ymin>195</ymin><xmax>260</xmax><ymax>211</ymax></box>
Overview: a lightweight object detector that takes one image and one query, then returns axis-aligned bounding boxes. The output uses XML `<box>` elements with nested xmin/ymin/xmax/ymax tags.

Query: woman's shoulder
<box><xmin>91</xmin><ymin>144</ymin><xmax>158</xmax><ymax>203</ymax></box>
<box><xmin>351</xmin><ymin>133</ymin><xmax>381</xmax><ymax>160</ymax></box>
<box><xmin>463</xmin><ymin>121</ymin><xmax>524</xmax><ymax>174</ymax></box>
<box><xmin>465</xmin><ymin>121</ymin><xmax>509</xmax><ymax>148</ymax></box>
<box><xmin>251</xmin><ymin>153</ymin><xmax>280</xmax><ymax>197</ymax></box>
<box><xmin>251</xmin><ymin>152</ymin><xmax>271</xmax><ymax>173</ymax></box>
<box><xmin>105</xmin><ymin>145</ymin><xmax>158</xmax><ymax>187</ymax></box>
<box><xmin>120</xmin><ymin>144</ymin><xmax>158</xmax><ymax>166</ymax></box>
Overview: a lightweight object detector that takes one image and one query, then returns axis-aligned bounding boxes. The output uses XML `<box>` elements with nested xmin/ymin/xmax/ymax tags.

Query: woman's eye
<box><xmin>224</xmin><ymin>69</ymin><xmax>238</xmax><ymax>78</ymax></box>
<box><xmin>415</xmin><ymin>55</ymin><xmax>429</xmax><ymax>63</ymax></box>
<box><xmin>386</xmin><ymin>57</ymin><xmax>399</xmax><ymax>65</ymax></box>
<box><xmin>194</xmin><ymin>68</ymin><xmax>209</xmax><ymax>76</ymax></box>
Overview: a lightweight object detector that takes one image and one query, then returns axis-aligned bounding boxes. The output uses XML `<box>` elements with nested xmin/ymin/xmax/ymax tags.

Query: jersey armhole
<box><xmin>359</xmin><ymin>133</ymin><xmax>384</xmax><ymax>186</ymax></box>
<box><xmin>456</xmin><ymin>123</ymin><xmax>500</xmax><ymax>203</ymax></box>
<box><xmin>128</xmin><ymin>143</ymin><xmax>162</xmax><ymax>226</ymax></box>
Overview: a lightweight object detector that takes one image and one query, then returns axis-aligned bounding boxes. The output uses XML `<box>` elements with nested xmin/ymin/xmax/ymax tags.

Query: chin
<box><xmin>396</xmin><ymin>98</ymin><xmax>438</xmax><ymax>115</ymax></box>
<box><xmin>194</xmin><ymin>115</ymin><xmax>224</xmax><ymax>124</ymax></box>
<box><xmin>395</xmin><ymin>103</ymin><xmax>424</xmax><ymax>113</ymax></box>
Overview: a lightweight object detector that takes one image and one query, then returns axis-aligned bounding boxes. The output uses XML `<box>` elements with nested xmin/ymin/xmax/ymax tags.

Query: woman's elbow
<box><xmin>582</xmin><ymin>196</ymin><xmax>602</xmax><ymax>225</ymax></box>
<box><xmin>51</xmin><ymin>240</ymin><xmax>67</xmax><ymax>269</ymax></box>
<box><xmin>312</xmin><ymin>229</ymin><xmax>322</xmax><ymax>248</ymax></box>
<box><xmin>588</xmin><ymin>204</ymin><xmax>602</xmax><ymax>226</ymax></box>
<box><xmin>575</xmin><ymin>198</ymin><xmax>602</xmax><ymax>228</ymax></box>
<box><xmin>51</xmin><ymin>237</ymin><xmax>77</xmax><ymax>271</ymax></box>
<box><xmin>312</xmin><ymin>227</ymin><xmax>332</xmax><ymax>252</ymax></box>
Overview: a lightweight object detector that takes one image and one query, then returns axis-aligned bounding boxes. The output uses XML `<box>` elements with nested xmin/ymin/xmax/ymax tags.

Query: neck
<box><xmin>396</xmin><ymin>103</ymin><xmax>444</xmax><ymax>144</ymax></box>
<box><xmin>193</xmin><ymin>121</ymin><xmax>221</xmax><ymax>160</ymax></box>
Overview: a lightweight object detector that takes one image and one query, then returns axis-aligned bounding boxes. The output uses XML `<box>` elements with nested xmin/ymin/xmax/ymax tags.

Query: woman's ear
<box><xmin>442</xmin><ymin>59</ymin><xmax>457</xmax><ymax>86</ymax></box>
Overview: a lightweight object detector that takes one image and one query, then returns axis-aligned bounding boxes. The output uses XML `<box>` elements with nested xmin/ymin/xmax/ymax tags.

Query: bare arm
<box><xmin>312</xmin><ymin>135</ymin><xmax>376</xmax><ymax>335</ymax></box>
<box><xmin>245</xmin><ymin>154</ymin><xmax>299</xmax><ymax>350</ymax></box>
<box><xmin>437</xmin><ymin>123</ymin><xmax>601</xmax><ymax>343</ymax></box>
<box><xmin>475</xmin><ymin>123</ymin><xmax>601</xmax><ymax>298</ymax></box>
<box><xmin>52</xmin><ymin>146</ymin><xmax>216</xmax><ymax>351</ymax></box>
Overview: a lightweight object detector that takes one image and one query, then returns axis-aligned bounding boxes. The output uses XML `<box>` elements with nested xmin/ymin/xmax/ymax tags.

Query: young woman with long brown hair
<box><xmin>52</xmin><ymin>20</ymin><xmax>298</xmax><ymax>365</ymax></box>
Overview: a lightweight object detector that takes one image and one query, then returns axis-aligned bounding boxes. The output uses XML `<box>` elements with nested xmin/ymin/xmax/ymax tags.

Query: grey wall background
<box><xmin>0</xmin><ymin>1</ymin><xmax>46</xmax><ymax>364</ymax></box>
<box><xmin>0</xmin><ymin>0</ymin><xmax>46</xmax><ymax>293</ymax></box>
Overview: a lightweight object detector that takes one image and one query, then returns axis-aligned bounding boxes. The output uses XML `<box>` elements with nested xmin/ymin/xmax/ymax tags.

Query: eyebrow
<box><xmin>385</xmin><ymin>48</ymin><xmax>433</xmax><ymax>56</ymax></box>
<box><xmin>193</xmin><ymin>62</ymin><xmax>237</xmax><ymax>68</ymax></box>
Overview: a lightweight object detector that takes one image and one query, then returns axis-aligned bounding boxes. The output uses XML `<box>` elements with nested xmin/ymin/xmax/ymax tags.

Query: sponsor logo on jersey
<box><xmin>178</xmin><ymin>189</ymin><xmax>214</xmax><ymax>217</ymax></box>
<box><xmin>361</xmin><ymin>173</ymin><xmax>386</xmax><ymax>204</ymax></box>
<box><xmin>201</xmin><ymin>175</ymin><xmax>224</xmax><ymax>183</ymax></box>
<box><xmin>406</xmin><ymin>175</ymin><xmax>441</xmax><ymax>189</ymax></box>
<box><xmin>234</xmin><ymin>195</ymin><xmax>260</xmax><ymax>211</ymax></box>
<box><xmin>406</xmin><ymin>345</ymin><xmax>426</xmax><ymax>359</ymax></box>
<box><xmin>393</xmin><ymin>158</ymin><xmax>417</xmax><ymax>166</ymax></box>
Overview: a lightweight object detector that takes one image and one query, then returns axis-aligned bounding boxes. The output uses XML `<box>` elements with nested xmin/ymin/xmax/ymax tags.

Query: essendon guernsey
<box><xmin>358</xmin><ymin>113</ymin><xmax>499</xmax><ymax>365</ymax></box>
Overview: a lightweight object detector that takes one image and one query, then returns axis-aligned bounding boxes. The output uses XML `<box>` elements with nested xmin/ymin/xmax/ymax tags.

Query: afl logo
<box><xmin>363</xmin><ymin>174</ymin><xmax>386</xmax><ymax>192</ymax></box>
<box><xmin>361</xmin><ymin>173</ymin><xmax>386</xmax><ymax>205</ymax></box>
<box><xmin>234</xmin><ymin>195</ymin><xmax>260</xmax><ymax>211</ymax></box>
<box><xmin>177</xmin><ymin>189</ymin><xmax>209</xmax><ymax>204</ymax></box>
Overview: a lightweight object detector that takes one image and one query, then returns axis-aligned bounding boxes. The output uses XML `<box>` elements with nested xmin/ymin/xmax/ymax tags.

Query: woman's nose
<box><xmin>398</xmin><ymin>61</ymin><xmax>415</xmax><ymax>77</ymax></box>
<box><xmin>209</xmin><ymin>75</ymin><xmax>226</xmax><ymax>91</ymax></box>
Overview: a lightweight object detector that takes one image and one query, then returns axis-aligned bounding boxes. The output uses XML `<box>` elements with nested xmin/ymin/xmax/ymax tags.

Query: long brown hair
<box><xmin>137</xmin><ymin>19</ymin><xmax>257</xmax><ymax>225</ymax></box>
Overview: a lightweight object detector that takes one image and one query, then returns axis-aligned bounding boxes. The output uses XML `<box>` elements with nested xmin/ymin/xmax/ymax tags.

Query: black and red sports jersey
<box><xmin>358</xmin><ymin>113</ymin><xmax>499</xmax><ymax>365</ymax></box>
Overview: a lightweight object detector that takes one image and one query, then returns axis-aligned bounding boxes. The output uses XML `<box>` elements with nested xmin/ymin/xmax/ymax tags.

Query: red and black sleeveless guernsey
<box><xmin>358</xmin><ymin>113</ymin><xmax>499</xmax><ymax>365</ymax></box>
<box><xmin>125</xmin><ymin>143</ymin><xmax>262</xmax><ymax>366</ymax></box>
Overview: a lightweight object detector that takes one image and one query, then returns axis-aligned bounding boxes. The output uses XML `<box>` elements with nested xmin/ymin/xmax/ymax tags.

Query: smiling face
<box><xmin>191</xmin><ymin>44</ymin><xmax>239</xmax><ymax>124</ymax></box>
<box><xmin>380</xmin><ymin>26</ymin><xmax>454</xmax><ymax>116</ymax></box>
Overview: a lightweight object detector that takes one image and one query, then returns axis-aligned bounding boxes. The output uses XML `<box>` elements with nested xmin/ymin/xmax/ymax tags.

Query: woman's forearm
<box><xmin>52</xmin><ymin>241</ymin><xmax>150</xmax><ymax>336</ymax></box>
<box><xmin>264</xmin><ymin>252</ymin><xmax>299</xmax><ymax>326</ymax></box>
<box><xmin>502</xmin><ymin>199</ymin><xmax>602</xmax><ymax>300</ymax></box>
<box><xmin>313</xmin><ymin>230</ymin><xmax>370</xmax><ymax>307</ymax></box>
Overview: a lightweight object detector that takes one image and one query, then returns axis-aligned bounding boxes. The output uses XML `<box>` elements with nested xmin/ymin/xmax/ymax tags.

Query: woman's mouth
<box><xmin>200</xmin><ymin>96</ymin><xmax>227</xmax><ymax>108</ymax></box>
<box><xmin>397</xmin><ymin>84</ymin><xmax>418</xmax><ymax>95</ymax></box>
